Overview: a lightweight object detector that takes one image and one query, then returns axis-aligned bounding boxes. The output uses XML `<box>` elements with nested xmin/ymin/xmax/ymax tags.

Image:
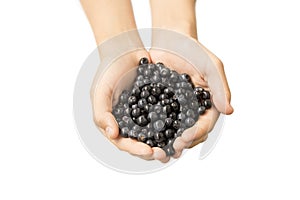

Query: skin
<box><xmin>81</xmin><ymin>0</ymin><xmax>234</xmax><ymax>163</ymax></box>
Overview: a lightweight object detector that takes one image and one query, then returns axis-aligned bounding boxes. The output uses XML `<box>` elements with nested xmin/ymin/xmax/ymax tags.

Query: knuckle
<box><xmin>214</xmin><ymin>57</ymin><xmax>224</xmax><ymax>69</ymax></box>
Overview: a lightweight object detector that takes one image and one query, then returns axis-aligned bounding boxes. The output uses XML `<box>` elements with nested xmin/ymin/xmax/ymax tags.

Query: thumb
<box><xmin>92</xmin><ymin>78</ymin><xmax>119</xmax><ymax>139</ymax></box>
<box><xmin>94</xmin><ymin>111</ymin><xmax>119</xmax><ymax>139</ymax></box>
<box><xmin>205</xmin><ymin>58</ymin><xmax>234</xmax><ymax>115</ymax></box>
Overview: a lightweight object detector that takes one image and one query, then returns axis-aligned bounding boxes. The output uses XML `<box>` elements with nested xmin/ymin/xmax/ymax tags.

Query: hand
<box><xmin>91</xmin><ymin>50</ymin><xmax>160</xmax><ymax>161</ymax></box>
<box><xmin>149</xmin><ymin>42</ymin><xmax>233</xmax><ymax>159</ymax></box>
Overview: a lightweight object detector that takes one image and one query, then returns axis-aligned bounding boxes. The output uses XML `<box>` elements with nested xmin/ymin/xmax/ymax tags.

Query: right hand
<box><xmin>91</xmin><ymin>50</ymin><xmax>171</xmax><ymax>162</ymax></box>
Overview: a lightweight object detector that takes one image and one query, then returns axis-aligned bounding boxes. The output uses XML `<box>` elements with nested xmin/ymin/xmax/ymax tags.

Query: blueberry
<box><xmin>129</xmin><ymin>130</ymin><xmax>138</xmax><ymax>139</ymax></box>
<box><xmin>165</xmin><ymin>129</ymin><xmax>175</xmax><ymax>139</ymax></box>
<box><xmin>138</xmin><ymin>98</ymin><xmax>147</xmax><ymax>108</ymax></box>
<box><xmin>142</xmin><ymin>85</ymin><xmax>151</xmax><ymax>91</ymax></box>
<box><xmin>146</xmin><ymin>130</ymin><xmax>154</xmax><ymax>139</ymax></box>
<box><xmin>146</xmin><ymin>122</ymin><xmax>153</xmax><ymax>130</ymax></box>
<box><xmin>151</xmin><ymin>87</ymin><xmax>161</xmax><ymax>97</ymax></box>
<box><xmin>128</xmin><ymin>96</ymin><xmax>137</xmax><ymax>106</ymax></box>
<box><xmin>163</xmin><ymin>105</ymin><xmax>172</xmax><ymax>114</ymax></box>
<box><xmin>172</xmin><ymin>120</ymin><xmax>181</xmax><ymax>129</ymax></box>
<box><xmin>124</xmin><ymin>107</ymin><xmax>131</xmax><ymax>116</ymax></box>
<box><xmin>186</xmin><ymin>109</ymin><xmax>196</xmax><ymax>118</ymax></box>
<box><xmin>156</xmin><ymin>62</ymin><xmax>165</xmax><ymax>67</ymax></box>
<box><xmin>146</xmin><ymin>139</ymin><xmax>155</xmax><ymax>147</ymax></box>
<box><xmin>136</xmin><ymin>115</ymin><xmax>148</xmax><ymax>126</ymax></box>
<box><xmin>144</xmin><ymin>69</ymin><xmax>152</xmax><ymax>77</ymax></box>
<box><xmin>194</xmin><ymin>87</ymin><xmax>204</xmax><ymax>93</ymax></box>
<box><xmin>147</xmin><ymin>95</ymin><xmax>157</xmax><ymax>104</ymax></box>
<box><xmin>190</xmin><ymin>101</ymin><xmax>199</xmax><ymax>110</ymax></box>
<box><xmin>154</xmin><ymin>132</ymin><xmax>165</xmax><ymax>142</ymax></box>
<box><xmin>137</xmin><ymin>132</ymin><xmax>147</xmax><ymax>142</ymax></box>
<box><xmin>148</xmin><ymin>63</ymin><xmax>156</xmax><ymax>70</ymax></box>
<box><xmin>170</xmin><ymin>71</ymin><xmax>179</xmax><ymax>82</ymax></box>
<box><xmin>178</xmin><ymin>113</ymin><xmax>186</xmax><ymax>121</ymax></box>
<box><xmin>157</xmin><ymin>141</ymin><xmax>166</xmax><ymax>148</ymax></box>
<box><xmin>120</xmin><ymin>127</ymin><xmax>129</xmax><ymax>138</ymax></box>
<box><xmin>203</xmin><ymin>99</ymin><xmax>212</xmax><ymax>109</ymax></box>
<box><xmin>180</xmin><ymin>73</ymin><xmax>191</xmax><ymax>82</ymax></box>
<box><xmin>161</xmin><ymin>99</ymin><xmax>170</xmax><ymax>106</ymax></box>
<box><xmin>140</xmin><ymin>90</ymin><xmax>150</xmax><ymax>98</ymax></box>
<box><xmin>132</xmin><ymin>125</ymin><xmax>141</xmax><ymax>132</ymax></box>
<box><xmin>139</xmin><ymin>57</ymin><xmax>149</xmax><ymax>65</ymax></box>
<box><xmin>168</xmin><ymin>112</ymin><xmax>177</xmax><ymax>120</ymax></box>
<box><xmin>198</xmin><ymin>106</ymin><xmax>206</xmax><ymax>115</ymax></box>
<box><xmin>143</xmin><ymin>78</ymin><xmax>151</xmax><ymax>85</ymax></box>
<box><xmin>138</xmin><ymin>65</ymin><xmax>146</xmax><ymax>75</ymax></box>
<box><xmin>119</xmin><ymin>91</ymin><xmax>129</xmax><ymax>103</ymax></box>
<box><xmin>153</xmin><ymin>104</ymin><xmax>162</xmax><ymax>114</ymax></box>
<box><xmin>185</xmin><ymin>90</ymin><xmax>194</xmax><ymax>99</ymax></box>
<box><xmin>135</xmin><ymin>80</ymin><xmax>144</xmax><ymax>87</ymax></box>
<box><xmin>201</xmin><ymin>91</ymin><xmax>210</xmax><ymax>100</ymax></box>
<box><xmin>148</xmin><ymin>112</ymin><xmax>158</xmax><ymax>122</ymax></box>
<box><xmin>137</xmin><ymin>75</ymin><xmax>144</xmax><ymax>81</ymax></box>
<box><xmin>122</xmin><ymin>115</ymin><xmax>131</xmax><ymax>124</ymax></box>
<box><xmin>185</xmin><ymin>117</ymin><xmax>196</xmax><ymax>127</ymax></box>
<box><xmin>118</xmin><ymin>120</ymin><xmax>126</xmax><ymax>128</ymax></box>
<box><xmin>113</xmin><ymin>107</ymin><xmax>122</xmax><ymax>117</ymax></box>
<box><xmin>131</xmin><ymin>108</ymin><xmax>141</xmax><ymax>118</ymax></box>
<box><xmin>170</xmin><ymin>102</ymin><xmax>179</xmax><ymax>111</ymax></box>
<box><xmin>178</xmin><ymin>94</ymin><xmax>187</xmax><ymax>105</ymax></box>
<box><xmin>164</xmin><ymin>87</ymin><xmax>174</xmax><ymax>97</ymax></box>
<box><xmin>159</xmin><ymin>94</ymin><xmax>168</xmax><ymax>100</ymax></box>
<box><xmin>153</xmin><ymin>120</ymin><xmax>165</xmax><ymax>131</ymax></box>
<box><xmin>160</xmin><ymin>113</ymin><xmax>168</xmax><ymax>119</ymax></box>
<box><xmin>163</xmin><ymin>145</ymin><xmax>175</xmax><ymax>156</ymax></box>
<box><xmin>160</xmin><ymin>67</ymin><xmax>170</xmax><ymax>77</ymax></box>
<box><xmin>165</xmin><ymin>118</ymin><xmax>173</xmax><ymax>127</ymax></box>
<box><xmin>144</xmin><ymin>104</ymin><xmax>150</xmax><ymax>112</ymax></box>
<box><xmin>176</xmin><ymin>128</ymin><xmax>185</xmax><ymax>137</ymax></box>
<box><xmin>152</xmin><ymin>75</ymin><xmax>161</xmax><ymax>83</ymax></box>
<box><xmin>156</xmin><ymin>82</ymin><xmax>166</xmax><ymax>89</ymax></box>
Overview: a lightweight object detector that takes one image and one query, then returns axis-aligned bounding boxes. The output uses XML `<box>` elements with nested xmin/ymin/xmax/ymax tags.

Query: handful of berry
<box><xmin>112</xmin><ymin>58</ymin><xmax>212</xmax><ymax>156</ymax></box>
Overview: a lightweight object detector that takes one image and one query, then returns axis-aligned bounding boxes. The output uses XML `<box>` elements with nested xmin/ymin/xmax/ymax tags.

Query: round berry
<box><xmin>128</xmin><ymin>96</ymin><xmax>137</xmax><ymax>106</ymax></box>
<box><xmin>136</xmin><ymin>115</ymin><xmax>148</xmax><ymax>126</ymax></box>
<box><xmin>139</xmin><ymin>57</ymin><xmax>149</xmax><ymax>65</ymax></box>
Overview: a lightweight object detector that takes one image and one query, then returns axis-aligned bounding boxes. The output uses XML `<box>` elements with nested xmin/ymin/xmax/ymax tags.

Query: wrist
<box><xmin>98</xmin><ymin>30</ymin><xmax>146</xmax><ymax>61</ymax></box>
<box><xmin>150</xmin><ymin>0</ymin><xmax>197</xmax><ymax>39</ymax></box>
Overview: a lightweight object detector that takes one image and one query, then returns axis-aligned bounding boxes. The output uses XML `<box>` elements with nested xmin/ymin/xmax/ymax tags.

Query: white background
<box><xmin>1</xmin><ymin>0</ymin><xmax>299</xmax><ymax>199</ymax></box>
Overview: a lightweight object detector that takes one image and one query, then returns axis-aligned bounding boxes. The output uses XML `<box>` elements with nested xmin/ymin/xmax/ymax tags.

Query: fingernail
<box><xmin>105</xmin><ymin>127</ymin><xmax>113</xmax><ymax>138</ymax></box>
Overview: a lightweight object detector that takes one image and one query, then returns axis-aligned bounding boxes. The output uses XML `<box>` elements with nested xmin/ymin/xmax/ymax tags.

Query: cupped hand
<box><xmin>149</xmin><ymin>44</ymin><xmax>233</xmax><ymax>160</ymax></box>
<box><xmin>91</xmin><ymin>50</ymin><xmax>171</xmax><ymax>162</ymax></box>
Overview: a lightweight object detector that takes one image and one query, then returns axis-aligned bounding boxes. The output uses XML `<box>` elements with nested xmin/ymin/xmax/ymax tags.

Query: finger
<box><xmin>172</xmin><ymin>137</ymin><xmax>187</xmax><ymax>158</ymax></box>
<box><xmin>188</xmin><ymin>134</ymin><xmax>209</xmax><ymax>148</ymax></box>
<box><xmin>111</xmin><ymin>137</ymin><xmax>154</xmax><ymax>157</ymax></box>
<box><xmin>153</xmin><ymin>147</ymin><xmax>170</xmax><ymax>163</ymax></box>
<box><xmin>181</xmin><ymin>108</ymin><xmax>219</xmax><ymax>144</ymax></box>
<box><xmin>205</xmin><ymin>57</ymin><xmax>234</xmax><ymax>115</ymax></box>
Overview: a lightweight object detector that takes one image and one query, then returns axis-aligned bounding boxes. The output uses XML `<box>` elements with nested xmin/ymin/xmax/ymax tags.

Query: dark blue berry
<box><xmin>120</xmin><ymin>127</ymin><xmax>129</xmax><ymax>138</ymax></box>
<box><xmin>203</xmin><ymin>99</ymin><xmax>212</xmax><ymax>109</ymax></box>
<box><xmin>147</xmin><ymin>95</ymin><xmax>157</xmax><ymax>104</ymax></box>
<box><xmin>128</xmin><ymin>96</ymin><xmax>137</xmax><ymax>106</ymax></box>
<box><xmin>136</xmin><ymin>115</ymin><xmax>148</xmax><ymax>126</ymax></box>
<box><xmin>137</xmin><ymin>132</ymin><xmax>147</xmax><ymax>142</ymax></box>
<box><xmin>139</xmin><ymin>57</ymin><xmax>149</xmax><ymax>65</ymax></box>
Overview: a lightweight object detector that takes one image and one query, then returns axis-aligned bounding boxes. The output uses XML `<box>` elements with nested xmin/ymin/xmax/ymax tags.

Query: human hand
<box><xmin>91</xmin><ymin>50</ymin><xmax>166</xmax><ymax>161</ymax></box>
<box><xmin>149</xmin><ymin>42</ymin><xmax>233</xmax><ymax>159</ymax></box>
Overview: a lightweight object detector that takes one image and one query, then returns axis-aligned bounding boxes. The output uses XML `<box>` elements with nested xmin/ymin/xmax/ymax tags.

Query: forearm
<box><xmin>80</xmin><ymin>0</ymin><xmax>138</xmax><ymax>45</ymax></box>
<box><xmin>150</xmin><ymin>0</ymin><xmax>197</xmax><ymax>39</ymax></box>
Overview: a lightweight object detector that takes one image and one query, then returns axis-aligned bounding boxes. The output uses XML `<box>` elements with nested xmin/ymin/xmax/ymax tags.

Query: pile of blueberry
<box><xmin>112</xmin><ymin>58</ymin><xmax>212</xmax><ymax>156</ymax></box>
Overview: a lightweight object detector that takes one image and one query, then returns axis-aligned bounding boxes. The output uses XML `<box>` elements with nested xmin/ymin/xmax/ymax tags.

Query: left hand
<box><xmin>149</xmin><ymin>45</ymin><xmax>233</xmax><ymax>160</ymax></box>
